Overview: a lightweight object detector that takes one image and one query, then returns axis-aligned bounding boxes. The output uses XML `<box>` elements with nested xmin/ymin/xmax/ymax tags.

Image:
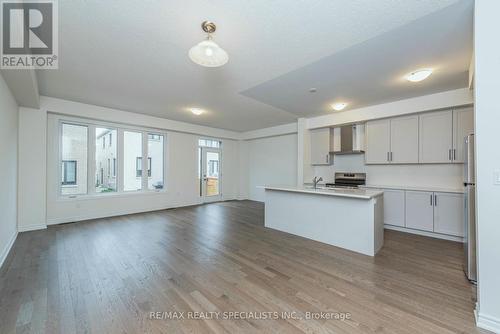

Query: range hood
<box><xmin>331</xmin><ymin>124</ymin><xmax>365</xmax><ymax>155</ymax></box>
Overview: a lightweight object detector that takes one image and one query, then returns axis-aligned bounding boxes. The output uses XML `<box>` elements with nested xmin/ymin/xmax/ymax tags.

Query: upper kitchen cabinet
<box><xmin>452</xmin><ymin>107</ymin><xmax>474</xmax><ymax>163</ymax></box>
<box><xmin>310</xmin><ymin>128</ymin><xmax>333</xmax><ymax>165</ymax></box>
<box><xmin>365</xmin><ymin>115</ymin><xmax>418</xmax><ymax>164</ymax></box>
<box><xmin>390</xmin><ymin>115</ymin><xmax>419</xmax><ymax>163</ymax></box>
<box><xmin>419</xmin><ymin>110</ymin><xmax>453</xmax><ymax>163</ymax></box>
<box><xmin>365</xmin><ymin>119</ymin><xmax>390</xmax><ymax>164</ymax></box>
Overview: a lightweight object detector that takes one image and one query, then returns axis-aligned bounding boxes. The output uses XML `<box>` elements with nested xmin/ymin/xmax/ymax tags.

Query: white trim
<box><xmin>17</xmin><ymin>224</ymin><xmax>47</xmax><ymax>232</ymax></box>
<box><xmin>0</xmin><ymin>231</ymin><xmax>18</xmax><ymax>270</ymax></box>
<box><xmin>477</xmin><ymin>311</ymin><xmax>500</xmax><ymax>333</ymax></box>
<box><xmin>240</xmin><ymin>122</ymin><xmax>298</xmax><ymax>140</ymax></box>
<box><xmin>46</xmin><ymin>201</ymin><xmax>202</xmax><ymax>225</ymax></box>
<box><xmin>384</xmin><ymin>224</ymin><xmax>464</xmax><ymax>242</ymax></box>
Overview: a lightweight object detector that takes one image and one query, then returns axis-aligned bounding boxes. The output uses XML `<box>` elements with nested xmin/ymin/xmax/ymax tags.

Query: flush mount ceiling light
<box><xmin>405</xmin><ymin>69</ymin><xmax>433</xmax><ymax>82</ymax></box>
<box><xmin>332</xmin><ymin>102</ymin><xmax>347</xmax><ymax>111</ymax></box>
<box><xmin>190</xmin><ymin>108</ymin><xmax>204</xmax><ymax>115</ymax></box>
<box><xmin>188</xmin><ymin>21</ymin><xmax>228</xmax><ymax>67</ymax></box>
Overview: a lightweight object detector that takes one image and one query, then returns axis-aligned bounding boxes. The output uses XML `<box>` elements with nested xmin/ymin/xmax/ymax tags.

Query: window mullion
<box><xmin>88</xmin><ymin>124</ymin><xmax>96</xmax><ymax>195</ymax></box>
<box><xmin>117</xmin><ymin>129</ymin><xmax>124</xmax><ymax>192</ymax></box>
<box><xmin>142</xmin><ymin>132</ymin><xmax>148</xmax><ymax>190</ymax></box>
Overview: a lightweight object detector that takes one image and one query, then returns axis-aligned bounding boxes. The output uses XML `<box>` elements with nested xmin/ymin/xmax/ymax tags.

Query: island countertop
<box><xmin>261</xmin><ymin>185</ymin><xmax>383</xmax><ymax>200</ymax></box>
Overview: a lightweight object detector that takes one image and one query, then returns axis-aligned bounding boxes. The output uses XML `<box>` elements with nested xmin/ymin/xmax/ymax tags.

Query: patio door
<box><xmin>200</xmin><ymin>147</ymin><xmax>222</xmax><ymax>202</ymax></box>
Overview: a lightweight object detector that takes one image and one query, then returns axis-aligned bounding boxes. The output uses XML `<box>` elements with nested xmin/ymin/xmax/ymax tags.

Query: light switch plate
<box><xmin>494</xmin><ymin>169</ymin><xmax>500</xmax><ymax>185</ymax></box>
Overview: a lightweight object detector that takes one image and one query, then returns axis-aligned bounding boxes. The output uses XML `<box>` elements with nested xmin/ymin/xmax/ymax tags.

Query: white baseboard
<box><xmin>477</xmin><ymin>311</ymin><xmax>500</xmax><ymax>333</ymax></box>
<box><xmin>0</xmin><ymin>231</ymin><xmax>18</xmax><ymax>270</ymax></box>
<box><xmin>46</xmin><ymin>202</ymin><xmax>202</xmax><ymax>225</ymax></box>
<box><xmin>384</xmin><ymin>224</ymin><xmax>464</xmax><ymax>242</ymax></box>
<box><xmin>18</xmin><ymin>224</ymin><xmax>47</xmax><ymax>232</ymax></box>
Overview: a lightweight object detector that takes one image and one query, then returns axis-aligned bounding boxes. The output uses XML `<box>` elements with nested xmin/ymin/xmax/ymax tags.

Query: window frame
<box><xmin>56</xmin><ymin>116</ymin><xmax>167</xmax><ymax>199</ymax></box>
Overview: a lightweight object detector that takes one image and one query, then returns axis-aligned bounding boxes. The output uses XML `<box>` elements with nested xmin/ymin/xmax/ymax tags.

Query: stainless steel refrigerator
<box><xmin>463</xmin><ymin>133</ymin><xmax>476</xmax><ymax>283</ymax></box>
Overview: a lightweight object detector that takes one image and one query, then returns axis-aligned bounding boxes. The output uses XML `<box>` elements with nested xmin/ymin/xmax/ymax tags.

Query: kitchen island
<box><xmin>263</xmin><ymin>186</ymin><xmax>384</xmax><ymax>256</ymax></box>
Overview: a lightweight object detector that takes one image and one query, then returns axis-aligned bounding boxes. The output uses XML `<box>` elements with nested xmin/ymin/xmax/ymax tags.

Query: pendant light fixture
<box><xmin>188</xmin><ymin>21</ymin><xmax>229</xmax><ymax>67</ymax></box>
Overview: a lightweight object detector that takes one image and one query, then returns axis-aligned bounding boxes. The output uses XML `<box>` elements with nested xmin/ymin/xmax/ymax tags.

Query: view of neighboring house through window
<box><xmin>148</xmin><ymin>134</ymin><xmax>164</xmax><ymax>190</ymax></box>
<box><xmin>124</xmin><ymin>131</ymin><xmax>143</xmax><ymax>191</ymax></box>
<box><xmin>61</xmin><ymin>123</ymin><xmax>88</xmax><ymax>195</ymax></box>
<box><xmin>95</xmin><ymin>127</ymin><xmax>117</xmax><ymax>193</ymax></box>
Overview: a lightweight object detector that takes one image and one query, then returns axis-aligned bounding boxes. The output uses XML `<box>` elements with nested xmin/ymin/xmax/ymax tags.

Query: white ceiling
<box><xmin>36</xmin><ymin>0</ymin><xmax>470</xmax><ymax>131</ymax></box>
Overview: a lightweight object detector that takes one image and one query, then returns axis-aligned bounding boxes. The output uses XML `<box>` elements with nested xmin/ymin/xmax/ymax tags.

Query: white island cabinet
<box><xmin>263</xmin><ymin>186</ymin><xmax>384</xmax><ymax>256</ymax></box>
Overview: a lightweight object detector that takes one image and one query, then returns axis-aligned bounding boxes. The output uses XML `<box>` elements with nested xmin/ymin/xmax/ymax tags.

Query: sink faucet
<box><xmin>312</xmin><ymin>176</ymin><xmax>323</xmax><ymax>189</ymax></box>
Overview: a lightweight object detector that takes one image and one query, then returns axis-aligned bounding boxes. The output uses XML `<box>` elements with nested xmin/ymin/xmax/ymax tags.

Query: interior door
<box><xmin>201</xmin><ymin>147</ymin><xmax>222</xmax><ymax>202</ymax></box>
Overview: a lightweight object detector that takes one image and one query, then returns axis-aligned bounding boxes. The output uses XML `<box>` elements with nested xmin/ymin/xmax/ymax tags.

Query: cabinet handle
<box><xmin>448</xmin><ymin>149</ymin><xmax>451</xmax><ymax>161</ymax></box>
<box><xmin>430</xmin><ymin>194</ymin><xmax>433</xmax><ymax>206</ymax></box>
<box><xmin>453</xmin><ymin>149</ymin><xmax>456</xmax><ymax>161</ymax></box>
<box><xmin>434</xmin><ymin>194</ymin><xmax>437</xmax><ymax>206</ymax></box>
<box><xmin>387</xmin><ymin>152</ymin><xmax>390</xmax><ymax>162</ymax></box>
<box><xmin>390</xmin><ymin>152</ymin><xmax>393</xmax><ymax>161</ymax></box>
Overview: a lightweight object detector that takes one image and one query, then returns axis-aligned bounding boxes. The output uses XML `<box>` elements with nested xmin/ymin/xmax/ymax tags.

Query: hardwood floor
<box><xmin>0</xmin><ymin>200</ymin><xmax>487</xmax><ymax>334</ymax></box>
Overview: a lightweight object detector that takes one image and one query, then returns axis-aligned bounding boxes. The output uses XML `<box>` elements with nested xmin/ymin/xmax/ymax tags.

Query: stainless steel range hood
<box><xmin>331</xmin><ymin>124</ymin><xmax>365</xmax><ymax>155</ymax></box>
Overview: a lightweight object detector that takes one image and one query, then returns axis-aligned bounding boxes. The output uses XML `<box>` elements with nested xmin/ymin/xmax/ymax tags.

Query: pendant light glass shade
<box><xmin>189</xmin><ymin>38</ymin><xmax>228</xmax><ymax>67</ymax></box>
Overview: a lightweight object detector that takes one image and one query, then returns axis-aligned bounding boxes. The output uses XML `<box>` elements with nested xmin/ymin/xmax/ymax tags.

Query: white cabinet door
<box><xmin>419</xmin><ymin>110</ymin><xmax>453</xmax><ymax>163</ymax></box>
<box><xmin>433</xmin><ymin>192</ymin><xmax>464</xmax><ymax>237</ymax></box>
<box><xmin>310</xmin><ymin>128</ymin><xmax>332</xmax><ymax>165</ymax></box>
<box><xmin>365</xmin><ymin>119</ymin><xmax>390</xmax><ymax>164</ymax></box>
<box><xmin>390</xmin><ymin>115</ymin><xmax>419</xmax><ymax>163</ymax></box>
<box><xmin>452</xmin><ymin>107</ymin><xmax>474</xmax><ymax>163</ymax></box>
<box><xmin>405</xmin><ymin>191</ymin><xmax>434</xmax><ymax>231</ymax></box>
<box><xmin>383</xmin><ymin>189</ymin><xmax>405</xmax><ymax>227</ymax></box>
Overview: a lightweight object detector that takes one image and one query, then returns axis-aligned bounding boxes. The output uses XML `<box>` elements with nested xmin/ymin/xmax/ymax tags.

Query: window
<box><xmin>198</xmin><ymin>138</ymin><xmax>220</xmax><ymax>148</ymax></box>
<box><xmin>95</xmin><ymin>128</ymin><xmax>117</xmax><ymax>193</ymax></box>
<box><xmin>61</xmin><ymin>123</ymin><xmax>88</xmax><ymax>195</ymax></box>
<box><xmin>57</xmin><ymin>118</ymin><xmax>166</xmax><ymax>196</ymax></box>
<box><xmin>148</xmin><ymin>134</ymin><xmax>164</xmax><ymax>189</ymax></box>
<box><xmin>136</xmin><ymin>157</ymin><xmax>152</xmax><ymax>177</ymax></box>
<box><xmin>61</xmin><ymin>160</ymin><xmax>77</xmax><ymax>185</ymax></box>
<box><xmin>124</xmin><ymin>131</ymin><xmax>143</xmax><ymax>191</ymax></box>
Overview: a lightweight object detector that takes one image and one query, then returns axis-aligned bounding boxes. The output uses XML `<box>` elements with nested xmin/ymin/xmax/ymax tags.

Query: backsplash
<box><xmin>313</xmin><ymin>154</ymin><xmax>463</xmax><ymax>189</ymax></box>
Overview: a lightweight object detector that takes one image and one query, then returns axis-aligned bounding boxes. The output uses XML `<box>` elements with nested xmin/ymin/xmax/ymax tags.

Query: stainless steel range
<box><xmin>325</xmin><ymin>172</ymin><xmax>366</xmax><ymax>189</ymax></box>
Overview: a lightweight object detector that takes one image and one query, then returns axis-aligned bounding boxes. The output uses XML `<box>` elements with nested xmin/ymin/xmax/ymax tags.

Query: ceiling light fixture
<box><xmin>332</xmin><ymin>103</ymin><xmax>347</xmax><ymax>111</ymax></box>
<box><xmin>188</xmin><ymin>21</ymin><xmax>228</xmax><ymax>67</ymax></box>
<box><xmin>190</xmin><ymin>108</ymin><xmax>204</xmax><ymax>115</ymax></box>
<box><xmin>405</xmin><ymin>69</ymin><xmax>433</xmax><ymax>82</ymax></box>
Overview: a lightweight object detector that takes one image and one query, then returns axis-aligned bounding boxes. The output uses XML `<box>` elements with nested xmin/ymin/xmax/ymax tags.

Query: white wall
<box><xmin>474</xmin><ymin>1</ymin><xmax>500</xmax><ymax>332</ymax></box>
<box><xmin>18</xmin><ymin>108</ymin><xmax>47</xmax><ymax>231</ymax></box>
<box><xmin>0</xmin><ymin>73</ymin><xmax>19</xmax><ymax>268</ymax></box>
<box><xmin>17</xmin><ymin>98</ymin><xmax>241</xmax><ymax>227</ymax></box>
<box><xmin>246</xmin><ymin>134</ymin><xmax>298</xmax><ymax>202</ymax></box>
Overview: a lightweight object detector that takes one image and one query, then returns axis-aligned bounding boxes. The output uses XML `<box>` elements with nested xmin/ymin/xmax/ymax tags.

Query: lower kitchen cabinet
<box><xmin>405</xmin><ymin>191</ymin><xmax>434</xmax><ymax>232</ymax></box>
<box><xmin>383</xmin><ymin>189</ymin><xmax>405</xmax><ymax>227</ymax></box>
<box><xmin>433</xmin><ymin>192</ymin><xmax>464</xmax><ymax>236</ymax></box>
